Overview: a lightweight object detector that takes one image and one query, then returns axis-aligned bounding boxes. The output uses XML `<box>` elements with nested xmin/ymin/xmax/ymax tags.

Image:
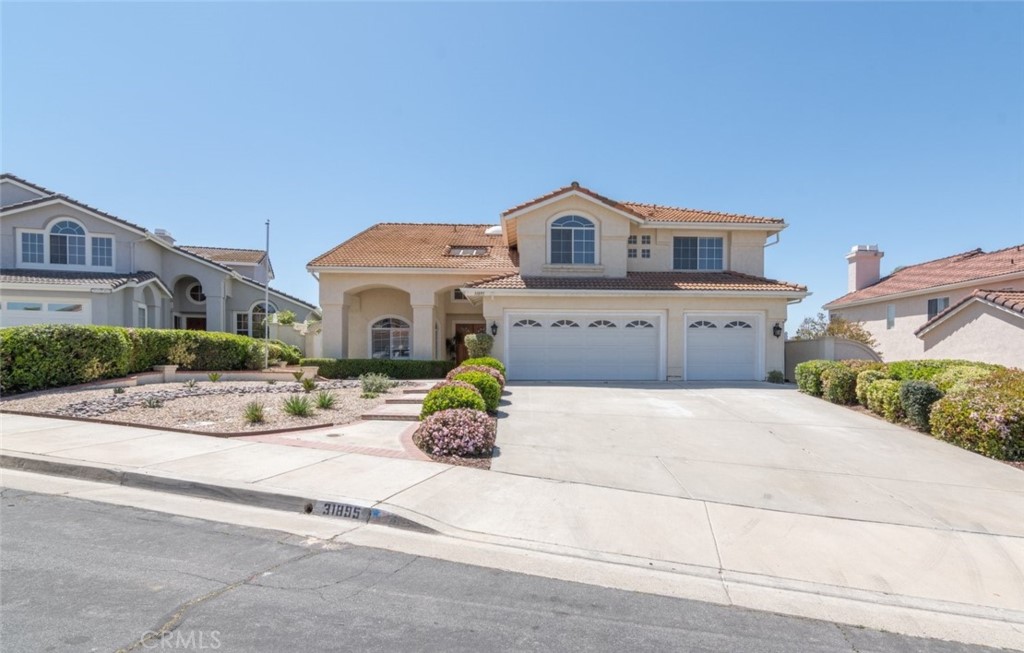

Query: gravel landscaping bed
<box><xmin>0</xmin><ymin>380</ymin><xmax>398</xmax><ymax>433</ymax></box>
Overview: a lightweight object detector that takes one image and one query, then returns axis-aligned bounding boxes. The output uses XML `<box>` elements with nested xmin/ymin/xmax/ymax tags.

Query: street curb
<box><xmin>0</xmin><ymin>452</ymin><xmax>436</xmax><ymax>534</ymax></box>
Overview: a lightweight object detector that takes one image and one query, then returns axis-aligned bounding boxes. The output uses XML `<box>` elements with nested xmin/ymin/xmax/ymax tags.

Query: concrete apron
<box><xmin>2</xmin><ymin>447</ymin><xmax>1023</xmax><ymax>646</ymax></box>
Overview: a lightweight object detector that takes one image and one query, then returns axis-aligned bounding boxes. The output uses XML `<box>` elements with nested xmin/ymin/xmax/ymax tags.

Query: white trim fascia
<box><xmin>133</xmin><ymin>276</ymin><xmax>172</xmax><ymax>298</ymax></box>
<box><xmin>0</xmin><ymin>177</ymin><xmax>49</xmax><ymax>198</ymax></box>
<box><xmin>502</xmin><ymin>190</ymin><xmax>646</xmax><ymax>224</ymax></box>
<box><xmin>307</xmin><ymin>265</ymin><xmax>519</xmax><ymax>276</ymax></box>
<box><xmin>823</xmin><ymin>272</ymin><xmax>1024</xmax><ymax>310</ymax></box>
<box><xmin>915</xmin><ymin>297</ymin><xmax>1024</xmax><ymax>338</ymax></box>
<box><xmin>0</xmin><ymin>282</ymin><xmax>104</xmax><ymax>293</ymax></box>
<box><xmin>464</xmin><ymin>289</ymin><xmax>808</xmax><ymax>299</ymax></box>
<box><xmin>644</xmin><ymin>221</ymin><xmax>787</xmax><ymax>232</ymax></box>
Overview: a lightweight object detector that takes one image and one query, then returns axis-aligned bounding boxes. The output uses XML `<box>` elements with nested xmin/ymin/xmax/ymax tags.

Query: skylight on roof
<box><xmin>448</xmin><ymin>246</ymin><xmax>489</xmax><ymax>257</ymax></box>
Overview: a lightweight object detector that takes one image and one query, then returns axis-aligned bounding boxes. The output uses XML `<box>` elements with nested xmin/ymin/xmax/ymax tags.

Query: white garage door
<box><xmin>508</xmin><ymin>314</ymin><xmax>661</xmax><ymax>381</ymax></box>
<box><xmin>0</xmin><ymin>299</ymin><xmax>92</xmax><ymax>328</ymax></box>
<box><xmin>686</xmin><ymin>316</ymin><xmax>759</xmax><ymax>380</ymax></box>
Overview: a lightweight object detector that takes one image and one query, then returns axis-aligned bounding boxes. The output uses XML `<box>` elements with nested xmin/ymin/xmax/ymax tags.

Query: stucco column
<box><xmin>205</xmin><ymin>294</ymin><xmax>226</xmax><ymax>332</ymax></box>
<box><xmin>412</xmin><ymin>304</ymin><xmax>435</xmax><ymax>360</ymax></box>
<box><xmin>321</xmin><ymin>302</ymin><xmax>348</xmax><ymax>359</ymax></box>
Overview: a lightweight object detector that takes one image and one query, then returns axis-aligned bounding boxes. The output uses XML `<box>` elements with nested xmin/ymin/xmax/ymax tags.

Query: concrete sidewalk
<box><xmin>2</xmin><ymin>412</ymin><xmax>1023</xmax><ymax>649</ymax></box>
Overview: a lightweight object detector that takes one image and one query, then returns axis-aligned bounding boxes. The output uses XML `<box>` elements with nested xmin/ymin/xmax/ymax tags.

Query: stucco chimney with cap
<box><xmin>846</xmin><ymin>245</ymin><xmax>884</xmax><ymax>292</ymax></box>
<box><xmin>153</xmin><ymin>228</ymin><xmax>176</xmax><ymax>246</ymax></box>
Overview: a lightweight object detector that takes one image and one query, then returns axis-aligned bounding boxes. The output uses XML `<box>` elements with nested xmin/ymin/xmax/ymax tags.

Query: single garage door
<box><xmin>686</xmin><ymin>316</ymin><xmax>758</xmax><ymax>380</ymax></box>
<box><xmin>508</xmin><ymin>314</ymin><xmax>661</xmax><ymax>381</ymax></box>
<box><xmin>0</xmin><ymin>299</ymin><xmax>92</xmax><ymax>328</ymax></box>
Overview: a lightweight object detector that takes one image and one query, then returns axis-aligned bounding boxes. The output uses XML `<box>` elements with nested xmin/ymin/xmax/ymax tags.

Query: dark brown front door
<box><xmin>454</xmin><ymin>323</ymin><xmax>484</xmax><ymax>364</ymax></box>
<box><xmin>185</xmin><ymin>317</ymin><xmax>207</xmax><ymax>331</ymax></box>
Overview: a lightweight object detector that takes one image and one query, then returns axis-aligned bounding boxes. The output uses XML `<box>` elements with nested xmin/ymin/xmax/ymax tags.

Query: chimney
<box><xmin>846</xmin><ymin>245</ymin><xmax>883</xmax><ymax>292</ymax></box>
<box><xmin>153</xmin><ymin>228</ymin><xmax>175</xmax><ymax>246</ymax></box>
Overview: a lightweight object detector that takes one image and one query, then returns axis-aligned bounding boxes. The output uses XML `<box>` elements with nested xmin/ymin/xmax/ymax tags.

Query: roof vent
<box><xmin>484</xmin><ymin>225</ymin><xmax>502</xmax><ymax>236</ymax></box>
<box><xmin>153</xmin><ymin>228</ymin><xmax>175</xmax><ymax>245</ymax></box>
<box><xmin>570</xmin><ymin>181</ymin><xmax>580</xmax><ymax>188</ymax></box>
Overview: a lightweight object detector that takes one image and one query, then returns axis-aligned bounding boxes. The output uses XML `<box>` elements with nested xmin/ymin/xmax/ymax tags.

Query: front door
<box><xmin>185</xmin><ymin>317</ymin><xmax>207</xmax><ymax>331</ymax></box>
<box><xmin>454</xmin><ymin>323</ymin><xmax>485</xmax><ymax>364</ymax></box>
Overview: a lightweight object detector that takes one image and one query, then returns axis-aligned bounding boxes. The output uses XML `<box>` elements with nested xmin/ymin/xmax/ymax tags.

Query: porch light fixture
<box><xmin>772</xmin><ymin>322</ymin><xmax>783</xmax><ymax>338</ymax></box>
<box><xmin>490</xmin><ymin>321</ymin><xmax>499</xmax><ymax>336</ymax></box>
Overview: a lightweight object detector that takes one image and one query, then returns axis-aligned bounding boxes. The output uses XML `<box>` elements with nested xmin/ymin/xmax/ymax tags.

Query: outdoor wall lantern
<box><xmin>490</xmin><ymin>321</ymin><xmax>499</xmax><ymax>336</ymax></box>
<box><xmin>772</xmin><ymin>322</ymin><xmax>783</xmax><ymax>338</ymax></box>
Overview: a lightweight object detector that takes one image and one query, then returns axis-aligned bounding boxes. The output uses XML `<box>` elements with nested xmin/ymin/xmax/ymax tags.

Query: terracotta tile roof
<box><xmin>466</xmin><ymin>271</ymin><xmax>806</xmax><ymax>293</ymax></box>
<box><xmin>826</xmin><ymin>244</ymin><xmax>1024</xmax><ymax>308</ymax></box>
<box><xmin>501</xmin><ymin>181</ymin><xmax>783</xmax><ymax>225</ymax></box>
<box><xmin>179</xmin><ymin>246</ymin><xmax>267</xmax><ymax>265</ymax></box>
<box><xmin>307</xmin><ymin>223</ymin><xmax>517</xmax><ymax>270</ymax></box>
<box><xmin>915</xmin><ymin>288</ymin><xmax>1024</xmax><ymax>336</ymax></box>
<box><xmin>0</xmin><ymin>268</ymin><xmax>160</xmax><ymax>289</ymax></box>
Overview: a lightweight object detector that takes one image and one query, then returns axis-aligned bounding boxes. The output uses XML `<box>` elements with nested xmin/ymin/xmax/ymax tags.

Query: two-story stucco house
<box><xmin>823</xmin><ymin>244</ymin><xmax>1024</xmax><ymax>367</ymax></box>
<box><xmin>0</xmin><ymin>174</ymin><xmax>316</xmax><ymax>334</ymax></box>
<box><xmin>309</xmin><ymin>182</ymin><xmax>807</xmax><ymax>381</ymax></box>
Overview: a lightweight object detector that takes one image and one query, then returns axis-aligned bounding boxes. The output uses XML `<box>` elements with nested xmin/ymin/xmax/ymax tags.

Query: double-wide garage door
<box><xmin>507</xmin><ymin>313</ymin><xmax>661</xmax><ymax>381</ymax></box>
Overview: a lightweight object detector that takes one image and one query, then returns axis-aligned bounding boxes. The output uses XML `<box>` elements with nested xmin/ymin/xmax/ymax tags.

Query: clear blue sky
<box><xmin>4</xmin><ymin>2</ymin><xmax>1022</xmax><ymax>328</ymax></box>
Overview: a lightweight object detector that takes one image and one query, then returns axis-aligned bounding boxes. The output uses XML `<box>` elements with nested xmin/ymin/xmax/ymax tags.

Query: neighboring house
<box><xmin>308</xmin><ymin>182</ymin><xmax>807</xmax><ymax>381</ymax></box>
<box><xmin>823</xmin><ymin>244</ymin><xmax>1024</xmax><ymax>367</ymax></box>
<box><xmin>0</xmin><ymin>174</ymin><xmax>316</xmax><ymax>335</ymax></box>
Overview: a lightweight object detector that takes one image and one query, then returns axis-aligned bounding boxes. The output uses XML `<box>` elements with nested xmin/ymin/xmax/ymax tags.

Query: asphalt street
<box><xmin>0</xmin><ymin>489</ymin><xmax>1009</xmax><ymax>653</ymax></box>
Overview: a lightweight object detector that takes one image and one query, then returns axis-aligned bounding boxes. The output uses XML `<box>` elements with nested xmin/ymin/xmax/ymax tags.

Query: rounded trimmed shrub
<box><xmin>447</xmin><ymin>364</ymin><xmax>505</xmax><ymax>389</ymax></box>
<box><xmin>461</xmin><ymin>356</ymin><xmax>506</xmax><ymax>376</ymax></box>
<box><xmin>0</xmin><ymin>324</ymin><xmax>132</xmax><ymax>394</ymax></box>
<box><xmin>420</xmin><ymin>384</ymin><xmax>486</xmax><ymax>419</ymax></box>
<box><xmin>866</xmin><ymin>379</ymin><xmax>904</xmax><ymax>422</ymax></box>
<box><xmin>856</xmin><ymin>370</ymin><xmax>889</xmax><ymax>407</ymax></box>
<box><xmin>821</xmin><ymin>366</ymin><xmax>858</xmax><ymax>405</ymax></box>
<box><xmin>413</xmin><ymin>408</ymin><xmax>496</xmax><ymax>457</ymax></box>
<box><xmin>932</xmin><ymin>364</ymin><xmax>995</xmax><ymax>394</ymax></box>
<box><xmin>431</xmin><ymin>379</ymin><xmax>482</xmax><ymax>396</ymax></box>
<box><xmin>930</xmin><ymin>368</ymin><xmax>1024</xmax><ymax>461</ymax></box>
<box><xmin>899</xmin><ymin>380</ymin><xmax>943</xmax><ymax>431</ymax></box>
<box><xmin>794</xmin><ymin>360</ymin><xmax>841</xmax><ymax>396</ymax></box>
<box><xmin>453</xmin><ymin>371</ymin><xmax>501</xmax><ymax>412</ymax></box>
<box><xmin>464</xmin><ymin>332</ymin><xmax>494</xmax><ymax>358</ymax></box>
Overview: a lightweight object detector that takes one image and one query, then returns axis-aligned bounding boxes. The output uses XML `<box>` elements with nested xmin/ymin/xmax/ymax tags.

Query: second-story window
<box><xmin>550</xmin><ymin>215</ymin><xmax>595</xmax><ymax>265</ymax></box>
<box><xmin>927</xmin><ymin>297</ymin><xmax>949</xmax><ymax>319</ymax></box>
<box><xmin>673</xmin><ymin>237</ymin><xmax>723</xmax><ymax>270</ymax></box>
<box><xmin>50</xmin><ymin>220</ymin><xmax>86</xmax><ymax>265</ymax></box>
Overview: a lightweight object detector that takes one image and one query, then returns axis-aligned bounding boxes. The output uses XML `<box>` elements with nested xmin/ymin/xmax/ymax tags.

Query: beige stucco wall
<box><xmin>920</xmin><ymin>304</ymin><xmax>1024</xmax><ymax>368</ymax></box>
<box><xmin>831</xmin><ymin>276</ymin><xmax>1024</xmax><ymax>361</ymax></box>
<box><xmin>783</xmin><ymin>337</ymin><xmax>882</xmax><ymax>381</ymax></box>
<box><xmin>478</xmin><ymin>293</ymin><xmax>790</xmax><ymax>380</ymax></box>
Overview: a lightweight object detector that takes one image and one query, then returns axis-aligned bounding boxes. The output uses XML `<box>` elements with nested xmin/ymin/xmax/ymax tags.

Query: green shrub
<box><xmin>794</xmin><ymin>360</ymin><xmax>841</xmax><ymax>396</ymax></box>
<box><xmin>314</xmin><ymin>390</ymin><xmax>335</xmax><ymax>409</ymax></box>
<box><xmin>207</xmin><ymin>372</ymin><xmax>222</xmax><ymax>383</ymax></box>
<box><xmin>112</xmin><ymin>386</ymin><xmax>126</xmax><ymax>395</ymax></box>
<box><xmin>856</xmin><ymin>370</ymin><xmax>889</xmax><ymax>406</ymax></box>
<box><xmin>899</xmin><ymin>381</ymin><xmax>944</xmax><ymax>431</ymax></box>
<box><xmin>932</xmin><ymin>364</ymin><xmax>996</xmax><ymax>394</ymax></box>
<box><xmin>464</xmin><ymin>332</ymin><xmax>494</xmax><ymax>358</ymax></box>
<box><xmin>866</xmin><ymin>379</ymin><xmax>904</xmax><ymax>422</ymax></box>
<box><xmin>420</xmin><ymin>385</ymin><xmax>486</xmax><ymax>419</ymax></box>
<box><xmin>282</xmin><ymin>394</ymin><xmax>313</xmax><ymax>417</ymax></box>
<box><xmin>302</xmin><ymin>358</ymin><xmax>454</xmax><ymax>380</ymax></box>
<box><xmin>300</xmin><ymin>378</ymin><xmax>317</xmax><ymax>393</ymax></box>
<box><xmin>887</xmin><ymin>359</ymin><xmax>986</xmax><ymax>382</ymax></box>
<box><xmin>292</xmin><ymin>370</ymin><xmax>305</xmax><ymax>381</ymax></box>
<box><xmin>841</xmin><ymin>359</ymin><xmax>887</xmax><ymax>374</ymax></box>
<box><xmin>446</xmin><ymin>364</ymin><xmax>505</xmax><ymax>388</ymax></box>
<box><xmin>766</xmin><ymin>370</ymin><xmax>785</xmax><ymax>384</ymax></box>
<box><xmin>275</xmin><ymin>310</ymin><xmax>296</xmax><ymax>326</ymax></box>
<box><xmin>0</xmin><ymin>324</ymin><xmax>132</xmax><ymax>394</ymax></box>
<box><xmin>453</xmin><ymin>371</ymin><xmax>501</xmax><ymax>412</ymax></box>
<box><xmin>243</xmin><ymin>401</ymin><xmax>266</xmax><ymax>424</ymax></box>
<box><xmin>821</xmin><ymin>366</ymin><xmax>858</xmax><ymax>405</ymax></box>
<box><xmin>414</xmin><ymin>408</ymin><xmax>496</xmax><ymax>457</ymax></box>
<box><xmin>268</xmin><ymin>340</ymin><xmax>302</xmax><ymax>365</ymax></box>
<box><xmin>461</xmin><ymin>357</ymin><xmax>506</xmax><ymax>376</ymax></box>
<box><xmin>930</xmin><ymin>369</ymin><xmax>1024</xmax><ymax>461</ymax></box>
<box><xmin>360</xmin><ymin>372</ymin><xmax>396</xmax><ymax>395</ymax></box>
<box><xmin>143</xmin><ymin>397</ymin><xmax>164</xmax><ymax>409</ymax></box>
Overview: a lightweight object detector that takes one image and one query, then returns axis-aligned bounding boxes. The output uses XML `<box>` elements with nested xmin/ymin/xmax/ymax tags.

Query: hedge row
<box><xmin>794</xmin><ymin>358</ymin><xmax>1023</xmax><ymax>461</ymax></box>
<box><xmin>303</xmin><ymin>358</ymin><xmax>455</xmax><ymax>380</ymax></box>
<box><xmin>0</xmin><ymin>324</ymin><xmax>302</xmax><ymax>395</ymax></box>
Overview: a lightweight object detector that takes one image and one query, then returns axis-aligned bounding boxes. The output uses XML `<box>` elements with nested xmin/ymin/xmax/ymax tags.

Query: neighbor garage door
<box><xmin>0</xmin><ymin>298</ymin><xmax>92</xmax><ymax>328</ymax></box>
<box><xmin>507</xmin><ymin>313</ymin><xmax>661</xmax><ymax>381</ymax></box>
<box><xmin>685</xmin><ymin>315</ymin><xmax>759</xmax><ymax>380</ymax></box>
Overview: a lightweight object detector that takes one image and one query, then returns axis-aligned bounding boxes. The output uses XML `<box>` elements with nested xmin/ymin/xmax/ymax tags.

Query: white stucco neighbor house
<box><xmin>308</xmin><ymin>182</ymin><xmax>808</xmax><ymax>381</ymax></box>
<box><xmin>0</xmin><ymin>174</ymin><xmax>316</xmax><ymax>334</ymax></box>
<box><xmin>823</xmin><ymin>244</ymin><xmax>1024</xmax><ymax>368</ymax></box>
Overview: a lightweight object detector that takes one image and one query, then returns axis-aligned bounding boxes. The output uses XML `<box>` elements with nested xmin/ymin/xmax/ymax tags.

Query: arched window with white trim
<box><xmin>49</xmin><ymin>220</ymin><xmax>86</xmax><ymax>265</ymax></box>
<box><xmin>371</xmin><ymin>317</ymin><xmax>411</xmax><ymax>359</ymax></box>
<box><xmin>251</xmin><ymin>301</ymin><xmax>277</xmax><ymax>338</ymax></box>
<box><xmin>550</xmin><ymin>215</ymin><xmax>595</xmax><ymax>264</ymax></box>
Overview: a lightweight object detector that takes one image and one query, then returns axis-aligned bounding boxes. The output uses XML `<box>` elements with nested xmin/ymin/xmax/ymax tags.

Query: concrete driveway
<box><xmin>493</xmin><ymin>382</ymin><xmax>1024</xmax><ymax>537</ymax></box>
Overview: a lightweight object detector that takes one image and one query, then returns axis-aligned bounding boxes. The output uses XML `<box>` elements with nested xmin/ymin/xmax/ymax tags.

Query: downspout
<box><xmin>763</xmin><ymin>233</ymin><xmax>780</xmax><ymax>249</ymax></box>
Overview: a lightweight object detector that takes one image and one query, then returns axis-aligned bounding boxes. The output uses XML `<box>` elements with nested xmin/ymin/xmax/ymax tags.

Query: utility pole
<box><xmin>264</xmin><ymin>219</ymin><xmax>270</xmax><ymax>370</ymax></box>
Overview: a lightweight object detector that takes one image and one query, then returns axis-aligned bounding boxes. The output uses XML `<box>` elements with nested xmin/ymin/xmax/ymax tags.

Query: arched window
<box><xmin>513</xmin><ymin>319</ymin><xmax>542</xmax><ymax>328</ymax></box>
<box><xmin>725</xmin><ymin>320</ymin><xmax>752</xmax><ymax>329</ymax></box>
<box><xmin>550</xmin><ymin>215</ymin><xmax>595</xmax><ymax>265</ymax></box>
<box><xmin>625</xmin><ymin>320</ymin><xmax>654</xmax><ymax>329</ymax></box>
<box><xmin>588</xmin><ymin>320</ymin><xmax>616</xmax><ymax>328</ymax></box>
<box><xmin>371</xmin><ymin>317</ymin><xmax>411</xmax><ymax>359</ymax></box>
<box><xmin>251</xmin><ymin>301</ymin><xmax>277</xmax><ymax>338</ymax></box>
<box><xmin>50</xmin><ymin>220</ymin><xmax>86</xmax><ymax>265</ymax></box>
<box><xmin>689</xmin><ymin>320</ymin><xmax>717</xmax><ymax>329</ymax></box>
<box><xmin>551</xmin><ymin>319</ymin><xmax>580</xmax><ymax>328</ymax></box>
<box><xmin>187</xmin><ymin>282</ymin><xmax>206</xmax><ymax>304</ymax></box>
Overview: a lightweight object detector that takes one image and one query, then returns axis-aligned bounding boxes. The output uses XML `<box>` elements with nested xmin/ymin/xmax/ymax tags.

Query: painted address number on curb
<box><xmin>315</xmin><ymin>501</ymin><xmax>369</xmax><ymax>521</ymax></box>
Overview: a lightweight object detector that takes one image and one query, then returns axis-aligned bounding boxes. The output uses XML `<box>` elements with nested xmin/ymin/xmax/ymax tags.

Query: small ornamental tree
<box><xmin>464</xmin><ymin>333</ymin><xmax>494</xmax><ymax>358</ymax></box>
<box><xmin>793</xmin><ymin>312</ymin><xmax>879</xmax><ymax>351</ymax></box>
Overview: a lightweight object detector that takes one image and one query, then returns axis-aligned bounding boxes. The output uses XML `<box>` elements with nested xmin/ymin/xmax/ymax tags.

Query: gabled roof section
<box><xmin>1</xmin><ymin>172</ymin><xmax>59</xmax><ymax>197</ymax></box>
<box><xmin>501</xmin><ymin>181</ymin><xmax>785</xmax><ymax>225</ymax></box>
<box><xmin>465</xmin><ymin>271</ymin><xmax>806</xmax><ymax>294</ymax></box>
<box><xmin>826</xmin><ymin>244</ymin><xmax>1024</xmax><ymax>308</ymax></box>
<box><xmin>0</xmin><ymin>268</ymin><xmax>169</xmax><ymax>295</ymax></box>
<box><xmin>307</xmin><ymin>223</ymin><xmax>516</xmax><ymax>270</ymax></box>
<box><xmin>915</xmin><ymin>288</ymin><xmax>1024</xmax><ymax>337</ymax></box>
<box><xmin>0</xmin><ymin>174</ymin><xmax>148</xmax><ymax>233</ymax></box>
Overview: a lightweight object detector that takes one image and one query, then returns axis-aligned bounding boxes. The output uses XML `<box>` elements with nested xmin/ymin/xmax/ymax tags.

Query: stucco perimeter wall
<box><xmin>480</xmin><ymin>294</ymin><xmax>790</xmax><ymax>380</ymax></box>
<box><xmin>784</xmin><ymin>337</ymin><xmax>881</xmax><ymax>382</ymax></box>
<box><xmin>920</xmin><ymin>304</ymin><xmax>1024</xmax><ymax>368</ymax></box>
